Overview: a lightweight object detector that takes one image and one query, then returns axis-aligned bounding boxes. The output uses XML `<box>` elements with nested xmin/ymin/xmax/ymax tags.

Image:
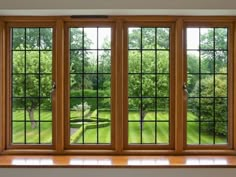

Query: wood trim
<box><xmin>0</xmin><ymin>16</ymin><xmax>236</xmax><ymax>155</ymax></box>
<box><xmin>110</xmin><ymin>22</ymin><xmax>117</xmax><ymax>151</ymax></box>
<box><xmin>5</xmin><ymin>21</ymin><xmax>56</xmax><ymax>150</ymax></box>
<box><xmin>122</xmin><ymin>23</ymin><xmax>128</xmax><ymax>150</ymax></box>
<box><xmin>1</xmin><ymin>16</ymin><xmax>60</xmax><ymax>23</ymax></box>
<box><xmin>63</xmin><ymin>21</ymin><xmax>115</xmax><ymax>150</ymax></box>
<box><xmin>114</xmin><ymin>20</ymin><xmax>124</xmax><ymax>153</ymax></box>
<box><xmin>5</xmin><ymin>23</ymin><xmax>12</xmax><ymax>149</ymax></box>
<box><xmin>4</xmin><ymin>22</ymin><xmax>56</xmax><ymax>28</ymax></box>
<box><xmin>234</xmin><ymin>22</ymin><xmax>236</xmax><ymax>151</ymax></box>
<box><xmin>169</xmin><ymin>23</ymin><xmax>176</xmax><ymax>150</ymax></box>
<box><xmin>1</xmin><ymin>155</ymin><xmax>236</xmax><ymax>168</ymax></box>
<box><xmin>54</xmin><ymin>19</ymin><xmax>65</xmax><ymax>153</ymax></box>
<box><xmin>123</xmin><ymin>21</ymin><xmax>176</xmax><ymax>150</ymax></box>
<box><xmin>175</xmin><ymin>18</ymin><xmax>184</xmax><ymax>153</ymax></box>
<box><xmin>0</xmin><ymin>18</ymin><xmax>6</xmax><ymax>153</ymax></box>
<box><xmin>228</xmin><ymin>23</ymin><xmax>234</xmax><ymax>149</ymax></box>
<box><xmin>63</xmin><ymin>23</ymin><xmax>70</xmax><ymax>149</ymax></box>
<box><xmin>183</xmin><ymin>21</ymin><xmax>234</xmax><ymax>150</ymax></box>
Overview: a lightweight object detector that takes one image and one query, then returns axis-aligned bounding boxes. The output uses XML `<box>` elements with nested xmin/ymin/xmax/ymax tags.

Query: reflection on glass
<box><xmin>69</xmin><ymin>27</ymin><xmax>111</xmax><ymax>144</ymax></box>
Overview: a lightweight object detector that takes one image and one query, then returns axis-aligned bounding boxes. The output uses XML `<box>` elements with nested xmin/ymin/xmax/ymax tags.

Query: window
<box><xmin>11</xmin><ymin>27</ymin><xmax>54</xmax><ymax>145</ymax></box>
<box><xmin>64</xmin><ymin>23</ymin><xmax>114</xmax><ymax>149</ymax></box>
<box><xmin>184</xmin><ymin>23</ymin><xmax>233</xmax><ymax>150</ymax></box>
<box><xmin>124</xmin><ymin>24</ymin><xmax>175</xmax><ymax>150</ymax></box>
<box><xmin>5</xmin><ymin>23</ymin><xmax>56</xmax><ymax>149</ymax></box>
<box><xmin>0</xmin><ymin>17</ymin><xmax>235</xmax><ymax>155</ymax></box>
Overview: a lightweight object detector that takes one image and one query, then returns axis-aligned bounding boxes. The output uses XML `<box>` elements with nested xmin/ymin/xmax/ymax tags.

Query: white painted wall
<box><xmin>0</xmin><ymin>0</ymin><xmax>236</xmax><ymax>9</ymax></box>
<box><xmin>0</xmin><ymin>168</ymin><xmax>236</xmax><ymax>177</ymax></box>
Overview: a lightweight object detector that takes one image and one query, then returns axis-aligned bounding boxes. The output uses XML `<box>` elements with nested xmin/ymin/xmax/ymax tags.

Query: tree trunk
<box><xmin>28</xmin><ymin>109</ymin><xmax>37</xmax><ymax>129</ymax></box>
<box><xmin>140</xmin><ymin>109</ymin><xmax>147</xmax><ymax>130</ymax></box>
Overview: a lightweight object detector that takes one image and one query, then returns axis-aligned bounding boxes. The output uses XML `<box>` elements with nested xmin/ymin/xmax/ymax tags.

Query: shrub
<box><xmin>190</xmin><ymin>68</ymin><xmax>227</xmax><ymax>136</ymax></box>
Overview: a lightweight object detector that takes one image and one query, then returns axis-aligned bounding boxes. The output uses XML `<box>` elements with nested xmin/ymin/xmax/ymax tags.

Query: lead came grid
<box><xmin>69</xmin><ymin>27</ymin><xmax>111</xmax><ymax>144</ymax></box>
<box><xmin>11</xmin><ymin>27</ymin><xmax>53</xmax><ymax>144</ymax></box>
<box><xmin>186</xmin><ymin>27</ymin><xmax>228</xmax><ymax>145</ymax></box>
<box><xmin>128</xmin><ymin>27</ymin><xmax>170</xmax><ymax>144</ymax></box>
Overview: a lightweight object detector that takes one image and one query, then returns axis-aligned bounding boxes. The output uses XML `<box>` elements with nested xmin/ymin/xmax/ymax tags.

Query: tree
<box><xmin>128</xmin><ymin>27</ymin><xmax>170</xmax><ymax>129</ymax></box>
<box><xmin>12</xmin><ymin>28</ymin><xmax>53</xmax><ymax>129</ymax></box>
<box><xmin>190</xmin><ymin>68</ymin><xmax>227</xmax><ymax>136</ymax></box>
<box><xmin>12</xmin><ymin>28</ymin><xmax>52</xmax><ymax>50</ymax></box>
<box><xmin>13</xmin><ymin>50</ymin><xmax>52</xmax><ymax>128</ymax></box>
<box><xmin>189</xmin><ymin>28</ymin><xmax>228</xmax><ymax>136</ymax></box>
<box><xmin>70</xmin><ymin>28</ymin><xmax>93</xmax><ymax>90</ymax></box>
<box><xmin>129</xmin><ymin>50</ymin><xmax>169</xmax><ymax>129</ymax></box>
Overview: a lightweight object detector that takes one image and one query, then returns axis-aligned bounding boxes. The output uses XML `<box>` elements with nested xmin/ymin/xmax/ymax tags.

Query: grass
<box><xmin>74</xmin><ymin>126</ymin><xmax>111</xmax><ymax>144</ymax></box>
<box><xmin>12</xmin><ymin>110</ymin><xmax>52</xmax><ymax>144</ymax></box>
<box><xmin>12</xmin><ymin>110</ymin><xmax>227</xmax><ymax>145</ymax></box>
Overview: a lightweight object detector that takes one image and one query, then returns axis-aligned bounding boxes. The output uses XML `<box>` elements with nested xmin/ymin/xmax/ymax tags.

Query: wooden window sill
<box><xmin>0</xmin><ymin>155</ymin><xmax>236</xmax><ymax>168</ymax></box>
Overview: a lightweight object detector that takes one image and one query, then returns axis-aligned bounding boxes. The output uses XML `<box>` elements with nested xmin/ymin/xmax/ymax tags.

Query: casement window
<box><xmin>64</xmin><ymin>22</ymin><xmax>115</xmax><ymax>150</ymax></box>
<box><xmin>5</xmin><ymin>23</ymin><xmax>56</xmax><ymax>150</ymax></box>
<box><xmin>123</xmin><ymin>23</ymin><xmax>175</xmax><ymax>150</ymax></box>
<box><xmin>184</xmin><ymin>23</ymin><xmax>233</xmax><ymax>150</ymax></box>
<box><xmin>0</xmin><ymin>17</ymin><xmax>235</xmax><ymax>155</ymax></box>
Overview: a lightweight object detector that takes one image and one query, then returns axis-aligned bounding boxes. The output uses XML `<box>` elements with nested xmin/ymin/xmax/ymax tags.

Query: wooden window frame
<box><xmin>122</xmin><ymin>21</ymin><xmax>176</xmax><ymax>152</ymax></box>
<box><xmin>183</xmin><ymin>22</ymin><xmax>234</xmax><ymax>151</ymax></box>
<box><xmin>5</xmin><ymin>21</ymin><xmax>58</xmax><ymax>153</ymax></box>
<box><xmin>0</xmin><ymin>16</ymin><xmax>235</xmax><ymax>155</ymax></box>
<box><xmin>63</xmin><ymin>21</ymin><xmax>117</xmax><ymax>153</ymax></box>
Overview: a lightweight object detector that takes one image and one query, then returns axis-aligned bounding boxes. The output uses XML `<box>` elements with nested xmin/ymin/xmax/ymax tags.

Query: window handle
<box><xmin>183</xmin><ymin>82</ymin><xmax>188</xmax><ymax>95</ymax></box>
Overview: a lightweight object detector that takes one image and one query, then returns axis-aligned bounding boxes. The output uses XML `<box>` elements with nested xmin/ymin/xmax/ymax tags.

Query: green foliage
<box><xmin>13</xmin><ymin>50</ymin><xmax>52</xmax><ymax>111</ymax></box>
<box><xmin>128</xmin><ymin>50</ymin><xmax>169</xmax><ymax>112</ymax></box>
<box><xmin>12</xmin><ymin>28</ymin><xmax>52</xmax><ymax>50</ymax></box>
<box><xmin>70</xmin><ymin>89</ymin><xmax>110</xmax><ymax>110</ymax></box>
<box><xmin>190</xmin><ymin>68</ymin><xmax>227</xmax><ymax>136</ymax></box>
<box><xmin>188</xmin><ymin>28</ymin><xmax>228</xmax><ymax>137</ymax></box>
<box><xmin>128</xmin><ymin>27</ymin><xmax>170</xmax><ymax>49</ymax></box>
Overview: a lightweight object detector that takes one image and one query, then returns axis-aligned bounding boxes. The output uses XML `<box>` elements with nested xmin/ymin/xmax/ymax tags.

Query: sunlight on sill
<box><xmin>0</xmin><ymin>155</ymin><xmax>235</xmax><ymax>167</ymax></box>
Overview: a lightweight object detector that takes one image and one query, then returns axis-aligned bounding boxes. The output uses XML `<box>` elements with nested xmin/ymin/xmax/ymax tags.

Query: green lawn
<box><xmin>12</xmin><ymin>110</ymin><xmax>52</xmax><ymax>144</ymax></box>
<box><xmin>12</xmin><ymin>110</ymin><xmax>226</xmax><ymax>145</ymax></box>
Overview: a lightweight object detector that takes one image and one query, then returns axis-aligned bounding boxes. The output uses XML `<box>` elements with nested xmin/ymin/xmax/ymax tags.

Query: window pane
<box><xmin>215</xmin><ymin>28</ymin><xmax>227</xmax><ymax>50</ymax></box>
<box><xmin>40</xmin><ymin>28</ymin><xmax>53</xmax><ymax>50</ymax></box>
<box><xmin>157</xmin><ymin>28</ymin><xmax>170</xmax><ymax>49</ymax></box>
<box><xmin>128</xmin><ymin>27</ymin><xmax>170</xmax><ymax>145</ymax></box>
<box><xmin>186</xmin><ymin>27</ymin><xmax>228</xmax><ymax>145</ymax></box>
<box><xmin>200</xmin><ymin>28</ymin><xmax>214</xmax><ymax>49</ymax></box>
<box><xmin>128</xmin><ymin>50</ymin><xmax>141</xmax><ymax>73</ymax></box>
<box><xmin>69</xmin><ymin>27</ymin><xmax>111</xmax><ymax>145</ymax></box>
<box><xmin>26</xmin><ymin>28</ymin><xmax>39</xmax><ymax>50</ymax></box>
<box><xmin>11</xmin><ymin>27</ymin><xmax>53</xmax><ymax>145</ymax></box>
<box><xmin>187</xmin><ymin>28</ymin><xmax>199</xmax><ymax>50</ymax></box>
<box><xmin>128</xmin><ymin>28</ymin><xmax>141</xmax><ymax>49</ymax></box>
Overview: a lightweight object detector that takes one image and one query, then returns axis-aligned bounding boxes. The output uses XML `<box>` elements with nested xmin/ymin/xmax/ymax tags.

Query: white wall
<box><xmin>0</xmin><ymin>168</ymin><xmax>236</xmax><ymax>177</ymax></box>
<box><xmin>0</xmin><ymin>0</ymin><xmax>236</xmax><ymax>9</ymax></box>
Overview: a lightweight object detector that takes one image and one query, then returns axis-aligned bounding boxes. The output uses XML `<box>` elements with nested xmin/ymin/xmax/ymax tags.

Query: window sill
<box><xmin>0</xmin><ymin>155</ymin><xmax>236</xmax><ymax>168</ymax></box>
